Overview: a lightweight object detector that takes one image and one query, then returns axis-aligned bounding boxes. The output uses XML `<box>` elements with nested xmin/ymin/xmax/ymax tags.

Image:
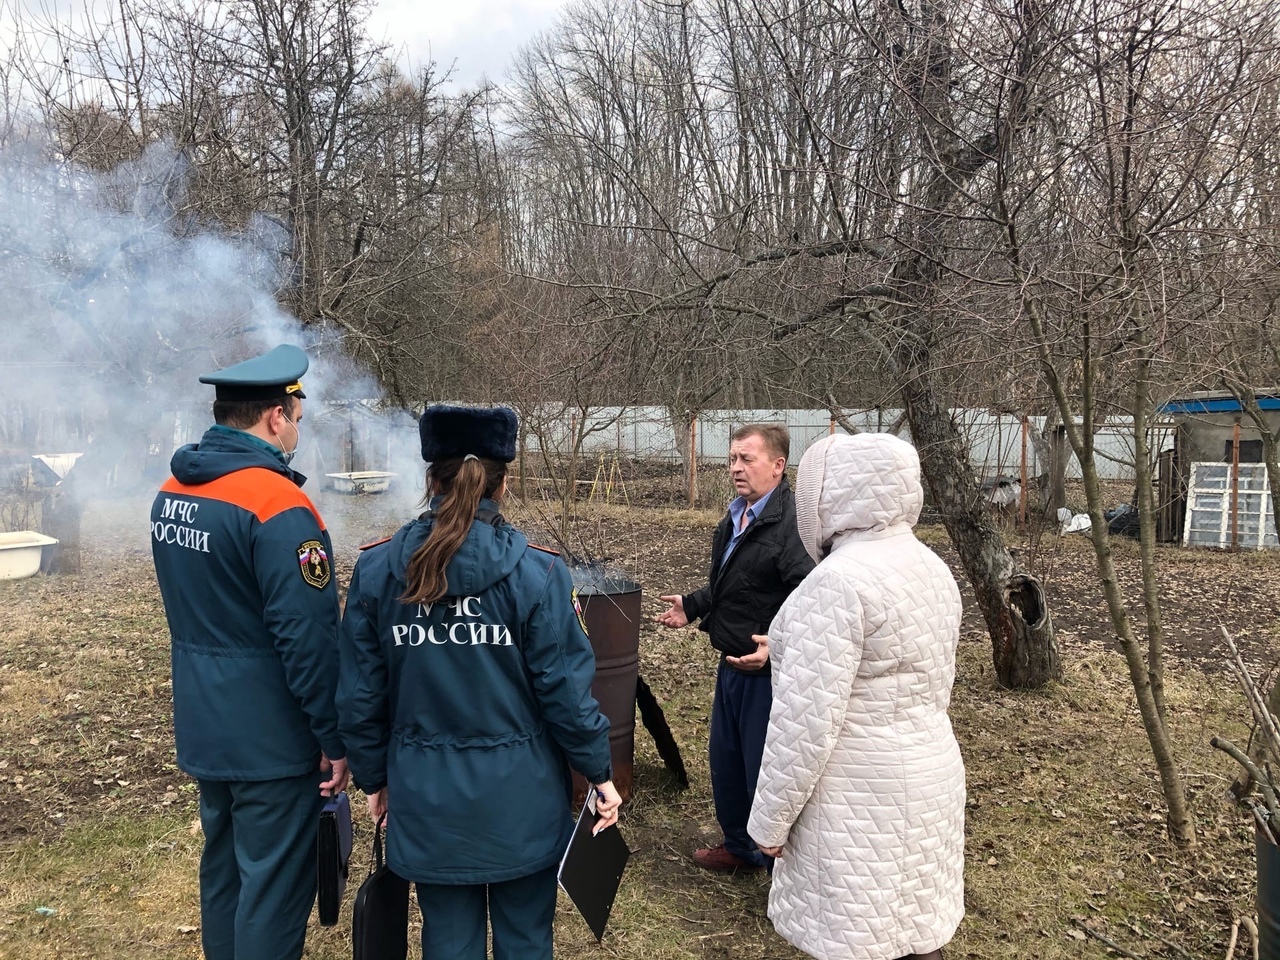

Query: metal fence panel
<box><xmin>516</xmin><ymin>405</ymin><xmax>1139</xmax><ymax>483</ymax></box>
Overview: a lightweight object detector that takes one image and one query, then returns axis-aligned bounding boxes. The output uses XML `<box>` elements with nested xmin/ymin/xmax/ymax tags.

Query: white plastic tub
<box><xmin>0</xmin><ymin>531</ymin><xmax>58</xmax><ymax>580</ymax></box>
<box><xmin>325</xmin><ymin>471</ymin><xmax>396</xmax><ymax>494</ymax></box>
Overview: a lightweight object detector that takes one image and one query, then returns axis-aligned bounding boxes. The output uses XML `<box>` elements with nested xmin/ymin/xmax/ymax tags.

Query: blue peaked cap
<box><xmin>200</xmin><ymin>345</ymin><xmax>309</xmax><ymax>402</ymax></box>
<box><xmin>419</xmin><ymin>405</ymin><xmax>518</xmax><ymax>463</ymax></box>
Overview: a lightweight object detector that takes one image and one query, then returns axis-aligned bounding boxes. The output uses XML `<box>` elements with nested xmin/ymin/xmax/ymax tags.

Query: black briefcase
<box><xmin>318</xmin><ymin>792</ymin><xmax>353</xmax><ymax>926</ymax></box>
<box><xmin>352</xmin><ymin>814</ymin><xmax>410</xmax><ymax>960</ymax></box>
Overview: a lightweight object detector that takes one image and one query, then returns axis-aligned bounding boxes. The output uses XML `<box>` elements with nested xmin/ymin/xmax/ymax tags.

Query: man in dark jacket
<box><xmin>150</xmin><ymin>345</ymin><xmax>347</xmax><ymax>960</ymax></box>
<box><xmin>658</xmin><ymin>423</ymin><xmax>813</xmax><ymax>871</ymax></box>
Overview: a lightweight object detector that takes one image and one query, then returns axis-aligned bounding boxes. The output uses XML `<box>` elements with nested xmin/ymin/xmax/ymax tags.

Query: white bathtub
<box><xmin>0</xmin><ymin>531</ymin><xmax>58</xmax><ymax>580</ymax></box>
<box><xmin>326</xmin><ymin>471</ymin><xmax>397</xmax><ymax>494</ymax></box>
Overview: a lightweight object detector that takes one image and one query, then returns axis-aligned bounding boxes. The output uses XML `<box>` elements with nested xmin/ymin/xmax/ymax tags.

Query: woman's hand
<box><xmin>366</xmin><ymin>786</ymin><xmax>388</xmax><ymax>824</ymax></box>
<box><xmin>758</xmin><ymin>844</ymin><xmax>784</xmax><ymax>858</ymax></box>
<box><xmin>592</xmin><ymin>781</ymin><xmax>622</xmax><ymax>835</ymax></box>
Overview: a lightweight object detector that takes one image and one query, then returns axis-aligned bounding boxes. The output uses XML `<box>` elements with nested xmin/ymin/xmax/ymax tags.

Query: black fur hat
<box><xmin>419</xmin><ymin>405</ymin><xmax>519</xmax><ymax>463</ymax></box>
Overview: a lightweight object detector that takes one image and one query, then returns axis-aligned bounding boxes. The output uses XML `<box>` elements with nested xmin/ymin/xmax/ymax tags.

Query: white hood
<box><xmin>794</xmin><ymin>433</ymin><xmax>924</xmax><ymax>563</ymax></box>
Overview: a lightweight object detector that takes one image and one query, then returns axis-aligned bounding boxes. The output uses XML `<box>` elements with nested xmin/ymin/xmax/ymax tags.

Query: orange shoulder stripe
<box><xmin>160</xmin><ymin>468</ymin><xmax>326</xmax><ymax>529</ymax></box>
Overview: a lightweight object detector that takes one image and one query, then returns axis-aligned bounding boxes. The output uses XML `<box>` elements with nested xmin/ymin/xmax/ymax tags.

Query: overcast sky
<box><xmin>366</xmin><ymin>0</ymin><xmax>568</xmax><ymax>88</ymax></box>
<box><xmin>5</xmin><ymin>0</ymin><xmax>570</xmax><ymax>90</ymax></box>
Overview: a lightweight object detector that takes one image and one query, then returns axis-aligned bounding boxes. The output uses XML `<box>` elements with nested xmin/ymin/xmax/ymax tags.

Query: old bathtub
<box><xmin>325</xmin><ymin>471</ymin><xmax>397</xmax><ymax>494</ymax></box>
<box><xmin>0</xmin><ymin>531</ymin><xmax>58</xmax><ymax>580</ymax></box>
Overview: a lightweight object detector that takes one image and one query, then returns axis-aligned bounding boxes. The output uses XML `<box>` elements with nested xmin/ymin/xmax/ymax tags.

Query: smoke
<box><xmin>0</xmin><ymin>139</ymin><xmax>425</xmax><ymax>549</ymax></box>
<box><xmin>0</xmin><ymin>143</ymin><xmax>293</xmax><ymax>405</ymax></box>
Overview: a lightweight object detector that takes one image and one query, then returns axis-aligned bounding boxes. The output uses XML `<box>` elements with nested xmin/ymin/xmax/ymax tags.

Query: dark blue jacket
<box><xmin>337</xmin><ymin>500</ymin><xmax>611</xmax><ymax>884</ymax></box>
<box><xmin>151</xmin><ymin>426</ymin><xmax>343</xmax><ymax>781</ymax></box>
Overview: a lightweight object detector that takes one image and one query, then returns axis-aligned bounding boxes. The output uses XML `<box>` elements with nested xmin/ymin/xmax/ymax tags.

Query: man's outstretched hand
<box><xmin>656</xmin><ymin>594</ymin><xmax>689</xmax><ymax>628</ymax></box>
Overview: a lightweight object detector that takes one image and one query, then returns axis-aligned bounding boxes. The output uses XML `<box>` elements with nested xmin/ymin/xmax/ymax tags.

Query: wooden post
<box><xmin>829</xmin><ymin>416</ymin><xmax>836</xmax><ymax>436</ymax></box>
<box><xmin>688</xmin><ymin>417</ymin><xmax>698</xmax><ymax>507</ymax></box>
<box><xmin>1231</xmin><ymin>418</ymin><xmax>1242</xmax><ymax>551</ymax></box>
<box><xmin>1047</xmin><ymin>425</ymin><xmax>1068</xmax><ymax>516</ymax></box>
<box><xmin>1020</xmin><ymin>416</ymin><xmax>1029</xmax><ymax>529</ymax></box>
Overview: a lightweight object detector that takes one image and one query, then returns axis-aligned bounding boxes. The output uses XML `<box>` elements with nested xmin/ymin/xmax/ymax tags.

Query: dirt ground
<box><xmin>0</xmin><ymin>488</ymin><xmax>1277</xmax><ymax>959</ymax></box>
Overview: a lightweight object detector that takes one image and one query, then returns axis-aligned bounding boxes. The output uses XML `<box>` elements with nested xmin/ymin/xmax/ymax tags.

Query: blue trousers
<box><xmin>416</xmin><ymin>864</ymin><xmax>559</xmax><ymax>960</ymax></box>
<box><xmin>197</xmin><ymin>771</ymin><xmax>324</xmax><ymax>960</ymax></box>
<box><xmin>709</xmin><ymin>661</ymin><xmax>774</xmax><ymax>868</ymax></box>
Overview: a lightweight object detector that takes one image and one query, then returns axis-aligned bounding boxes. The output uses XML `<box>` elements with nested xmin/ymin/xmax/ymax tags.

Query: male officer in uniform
<box><xmin>657</xmin><ymin>423</ymin><xmax>813</xmax><ymax>872</ymax></box>
<box><xmin>150</xmin><ymin>344</ymin><xmax>347</xmax><ymax>960</ymax></box>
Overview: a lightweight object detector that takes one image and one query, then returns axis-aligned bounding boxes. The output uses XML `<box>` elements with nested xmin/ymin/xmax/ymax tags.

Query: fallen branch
<box><xmin>1226</xmin><ymin>916</ymin><xmax>1260</xmax><ymax>960</ymax></box>
<box><xmin>1070</xmin><ymin>919</ymin><xmax>1144</xmax><ymax>959</ymax></box>
<box><xmin>1210</xmin><ymin>737</ymin><xmax>1280</xmax><ymax>823</ymax></box>
<box><xmin>1219</xmin><ymin>626</ymin><xmax>1280</xmax><ymax>757</ymax></box>
<box><xmin>1243</xmin><ymin>916</ymin><xmax>1259</xmax><ymax>960</ymax></box>
<box><xmin>1126</xmin><ymin>921</ymin><xmax>1192</xmax><ymax>959</ymax></box>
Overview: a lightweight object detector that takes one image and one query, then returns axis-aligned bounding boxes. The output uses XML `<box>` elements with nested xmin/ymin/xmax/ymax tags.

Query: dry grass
<box><xmin>0</xmin><ymin>496</ymin><xmax>1272</xmax><ymax>959</ymax></box>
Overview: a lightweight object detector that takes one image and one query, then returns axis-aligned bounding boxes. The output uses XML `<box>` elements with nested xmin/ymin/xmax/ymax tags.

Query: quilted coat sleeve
<box><xmin>748</xmin><ymin>566</ymin><xmax>864</xmax><ymax>848</ymax></box>
<box><xmin>335</xmin><ymin>559</ymin><xmax>391</xmax><ymax>793</ymax></box>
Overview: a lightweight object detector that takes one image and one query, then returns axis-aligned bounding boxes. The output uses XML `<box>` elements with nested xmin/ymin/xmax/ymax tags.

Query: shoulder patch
<box><xmin>572</xmin><ymin>589</ymin><xmax>589</xmax><ymax>637</ymax></box>
<box><xmin>297</xmin><ymin>540</ymin><xmax>332</xmax><ymax>589</ymax></box>
<box><xmin>359</xmin><ymin>536</ymin><xmax>392</xmax><ymax>551</ymax></box>
<box><xmin>528</xmin><ymin>543</ymin><xmax>560</xmax><ymax>556</ymax></box>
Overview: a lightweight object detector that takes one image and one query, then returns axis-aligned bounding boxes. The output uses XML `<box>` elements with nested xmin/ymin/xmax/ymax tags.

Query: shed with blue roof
<box><xmin>1155</xmin><ymin>390</ymin><xmax>1280</xmax><ymax>547</ymax></box>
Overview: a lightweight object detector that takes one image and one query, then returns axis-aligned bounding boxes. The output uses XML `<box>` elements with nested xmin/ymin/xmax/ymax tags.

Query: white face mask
<box><xmin>275</xmin><ymin>411</ymin><xmax>301</xmax><ymax>465</ymax></box>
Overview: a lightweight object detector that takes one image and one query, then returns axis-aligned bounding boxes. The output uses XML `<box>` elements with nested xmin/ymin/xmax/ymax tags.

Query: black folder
<box><xmin>352</xmin><ymin>814</ymin><xmax>410</xmax><ymax>960</ymax></box>
<box><xmin>557</xmin><ymin>795</ymin><xmax>631</xmax><ymax>942</ymax></box>
<box><xmin>317</xmin><ymin>791</ymin><xmax>353</xmax><ymax>926</ymax></box>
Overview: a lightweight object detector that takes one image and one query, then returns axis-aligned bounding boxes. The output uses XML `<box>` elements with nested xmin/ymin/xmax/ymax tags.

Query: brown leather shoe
<box><xmin>692</xmin><ymin>844</ymin><xmax>761</xmax><ymax>872</ymax></box>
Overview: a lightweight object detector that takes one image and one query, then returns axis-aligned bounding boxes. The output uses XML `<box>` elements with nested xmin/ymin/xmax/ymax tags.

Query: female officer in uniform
<box><xmin>337</xmin><ymin>404</ymin><xmax>621</xmax><ymax>960</ymax></box>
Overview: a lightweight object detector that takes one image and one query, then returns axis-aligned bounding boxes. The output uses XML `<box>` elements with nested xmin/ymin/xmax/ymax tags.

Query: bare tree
<box><xmin>993</xmin><ymin>0</ymin><xmax>1280</xmax><ymax>844</ymax></box>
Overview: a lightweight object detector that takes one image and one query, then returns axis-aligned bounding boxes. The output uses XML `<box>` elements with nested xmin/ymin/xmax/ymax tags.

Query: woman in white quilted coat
<box><xmin>747</xmin><ymin>433</ymin><xmax>964</xmax><ymax>960</ymax></box>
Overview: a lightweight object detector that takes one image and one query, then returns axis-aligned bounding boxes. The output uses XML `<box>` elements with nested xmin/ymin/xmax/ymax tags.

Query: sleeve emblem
<box><xmin>572</xmin><ymin>589</ymin><xmax>590</xmax><ymax>637</ymax></box>
<box><xmin>297</xmin><ymin>540</ymin><xmax>332</xmax><ymax>589</ymax></box>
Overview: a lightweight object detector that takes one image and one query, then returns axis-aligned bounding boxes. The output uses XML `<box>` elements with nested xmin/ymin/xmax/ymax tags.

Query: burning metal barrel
<box><xmin>570</xmin><ymin>565</ymin><xmax>641</xmax><ymax>806</ymax></box>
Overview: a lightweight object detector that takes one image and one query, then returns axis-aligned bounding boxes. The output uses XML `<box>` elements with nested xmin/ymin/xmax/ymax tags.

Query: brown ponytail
<box><xmin>400</xmin><ymin>456</ymin><xmax>507</xmax><ymax>604</ymax></box>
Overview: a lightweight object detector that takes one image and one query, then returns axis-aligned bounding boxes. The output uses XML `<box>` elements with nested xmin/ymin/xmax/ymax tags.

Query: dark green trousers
<box><xmin>197</xmin><ymin>770</ymin><xmax>323</xmax><ymax>960</ymax></box>
<box><xmin>416</xmin><ymin>864</ymin><xmax>559</xmax><ymax>960</ymax></box>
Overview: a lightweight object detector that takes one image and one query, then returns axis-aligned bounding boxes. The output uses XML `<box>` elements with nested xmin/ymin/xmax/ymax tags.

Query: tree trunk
<box><xmin>41</xmin><ymin>481</ymin><xmax>82</xmax><ymax>575</ymax></box>
<box><xmin>1022</xmin><ymin>300</ymin><xmax>1196</xmax><ymax>846</ymax></box>
<box><xmin>665</xmin><ymin>406</ymin><xmax>697</xmax><ymax>506</ymax></box>
<box><xmin>1079</xmin><ymin>443</ymin><xmax>1195</xmax><ymax>845</ymax></box>
<box><xmin>1133</xmin><ymin>355</ymin><xmax>1169</xmax><ymax>723</ymax></box>
<box><xmin>865</xmin><ymin>4</ymin><xmax>1060</xmax><ymax>689</ymax></box>
<box><xmin>899</xmin><ymin>374</ymin><xmax>1062</xmax><ymax>688</ymax></box>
